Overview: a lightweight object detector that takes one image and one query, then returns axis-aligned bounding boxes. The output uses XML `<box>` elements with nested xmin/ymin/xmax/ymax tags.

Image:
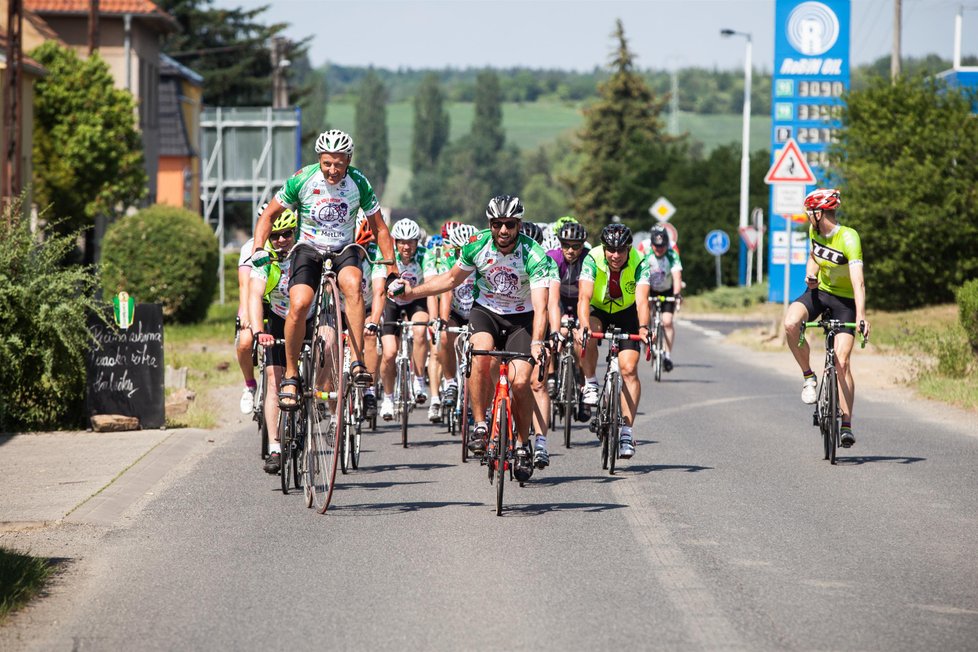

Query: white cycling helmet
<box><xmin>541</xmin><ymin>234</ymin><xmax>561</xmax><ymax>252</ymax></box>
<box><xmin>315</xmin><ymin>129</ymin><xmax>355</xmax><ymax>156</ymax></box>
<box><xmin>256</xmin><ymin>202</ymin><xmax>269</xmax><ymax>218</ymax></box>
<box><xmin>449</xmin><ymin>223</ymin><xmax>478</xmax><ymax>248</ymax></box>
<box><xmin>390</xmin><ymin>218</ymin><xmax>422</xmax><ymax>241</ymax></box>
<box><xmin>485</xmin><ymin>195</ymin><xmax>524</xmax><ymax>221</ymax></box>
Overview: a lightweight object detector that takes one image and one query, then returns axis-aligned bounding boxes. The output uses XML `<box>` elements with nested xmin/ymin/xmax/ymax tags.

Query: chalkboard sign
<box><xmin>86</xmin><ymin>303</ymin><xmax>165</xmax><ymax>429</ymax></box>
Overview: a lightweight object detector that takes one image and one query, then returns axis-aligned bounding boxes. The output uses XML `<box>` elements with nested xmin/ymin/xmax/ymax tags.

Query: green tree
<box><xmin>293</xmin><ymin>53</ymin><xmax>328</xmax><ymax>161</ymax></box>
<box><xmin>570</xmin><ymin>20</ymin><xmax>679</xmax><ymax>235</ymax></box>
<box><xmin>30</xmin><ymin>42</ymin><xmax>146</xmax><ymax>239</ymax></box>
<box><xmin>157</xmin><ymin>0</ymin><xmax>306</xmax><ymax>106</ymax></box>
<box><xmin>832</xmin><ymin>75</ymin><xmax>978</xmax><ymax>308</ymax></box>
<box><xmin>355</xmin><ymin>70</ymin><xmax>390</xmax><ymax>200</ymax></box>
<box><xmin>471</xmin><ymin>70</ymin><xmax>505</xmax><ymax>166</ymax></box>
<box><xmin>411</xmin><ymin>73</ymin><xmax>450</xmax><ymax>171</ymax></box>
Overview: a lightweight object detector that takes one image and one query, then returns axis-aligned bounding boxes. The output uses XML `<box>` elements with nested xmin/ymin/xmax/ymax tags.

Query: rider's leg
<box><xmin>410</xmin><ymin>312</ymin><xmax>430</xmax><ymax>380</ymax></box>
<box><xmin>581</xmin><ymin>315</ymin><xmax>601</xmax><ymax>379</ymax></box>
<box><xmin>469</xmin><ymin>332</ymin><xmax>495</xmax><ymax>424</ymax></box>
<box><xmin>510</xmin><ymin>359</ymin><xmax>534</xmax><ymax>446</ymax></box>
<box><xmin>442</xmin><ymin>331</ymin><xmax>458</xmax><ymax>380</ymax></box>
<box><xmin>266</xmin><ymin>364</ymin><xmax>283</xmax><ymax>448</ymax></box>
<box><xmin>662</xmin><ymin>311</ymin><xmax>676</xmax><ymax>354</ymax></box>
<box><xmin>619</xmin><ymin>349</ymin><xmax>641</xmax><ymax>427</ymax></box>
<box><xmin>784</xmin><ymin>300</ymin><xmax>814</xmax><ymax>373</ymax></box>
<box><xmin>236</xmin><ymin>267</ymin><xmax>256</xmax><ymax>385</ymax></box>
<box><xmin>835</xmin><ymin>333</ymin><xmax>856</xmax><ymax>421</ymax></box>
<box><xmin>338</xmin><ymin>265</ymin><xmax>367</xmax><ymax>371</ymax></box>
<box><xmin>529</xmin><ymin>357</ymin><xmax>549</xmax><ymax>438</ymax></box>
<box><xmin>284</xmin><ymin>284</ymin><xmax>315</xmax><ymax>396</ymax></box>
<box><xmin>380</xmin><ymin>334</ymin><xmax>398</xmax><ymax>394</ymax></box>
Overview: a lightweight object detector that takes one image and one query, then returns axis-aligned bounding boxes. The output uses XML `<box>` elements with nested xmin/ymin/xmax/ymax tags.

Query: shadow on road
<box><xmin>335</xmin><ymin>480</ymin><xmax>434</xmax><ymax>491</ymax></box>
<box><xmin>654</xmin><ymin>378</ymin><xmax>717</xmax><ymax>384</ymax></box>
<box><xmin>618</xmin><ymin>464</ymin><xmax>713</xmax><ymax>474</ymax></box>
<box><xmin>836</xmin><ymin>456</ymin><xmax>926</xmax><ymax>465</ymax></box>
<box><xmin>502</xmin><ymin>502</ymin><xmax>627</xmax><ymax>516</ymax></box>
<box><xmin>524</xmin><ymin>474</ymin><xmax>624</xmax><ymax>487</ymax></box>
<box><xmin>330</xmin><ymin>500</ymin><xmax>483</xmax><ymax>514</ymax></box>
<box><xmin>358</xmin><ymin>462</ymin><xmax>454</xmax><ymax>474</ymax></box>
<box><xmin>399</xmin><ymin>439</ymin><xmax>459</xmax><ymax>449</ymax></box>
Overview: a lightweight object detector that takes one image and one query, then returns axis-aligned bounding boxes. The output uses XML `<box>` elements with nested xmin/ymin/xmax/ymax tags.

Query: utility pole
<box><xmin>891</xmin><ymin>0</ymin><xmax>902</xmax><ymax>81</ymax></box>
<box><xmin>88</xmin><ymin>0</ymin><xmax>100</xmax><ymax>55</ymax></box>
<box><xmin>271</xmin><ymin>36</ymin><xmax>290</xmax><ymax>108</ymax></box>
<box><xmin>2</xmin><ymin>0</ymin><xmax>23</xmax><ymax>217</ymax></box>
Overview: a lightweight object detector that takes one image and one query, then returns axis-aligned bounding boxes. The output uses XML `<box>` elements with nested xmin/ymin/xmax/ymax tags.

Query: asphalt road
<box><xmin>11</xmin><ymin>323</ymin><xmax>978</xmax><ymax>651</ymax></box>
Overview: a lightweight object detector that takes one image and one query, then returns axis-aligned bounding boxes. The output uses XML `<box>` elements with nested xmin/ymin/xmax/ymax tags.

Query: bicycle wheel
<box><xmin>301</xmin><ymin>403</ymin><xmax>314</xmax><ymax>508</ymax></box>
<box><xmin>561</xmin><ymin>355</ymin><xmax>574</xmax><ymax>448</ymax></box>
<box><xmin>599</xmin><ymin>390</ymin><xmax>610</xmax><ymax>470</ymax></box>
<box><xmin>339</xmin><ymin>421</ymin><xmax>349</xmax><ymax>475</ymax></box>
<box><xmin>256</xmin><ymin>366</ymin><xmax>268</xmax><ymax>459</ymax></box>
<box><xmin>278</xmin><ymin>411</ymin><xmax>291</xmax><ymax>494</ymax></box>
<box><xmin>307</xmin><ymin>276</ymin><xmax>344</xmax><ymax>514</ymax></box>
<box><xmin>608</xmin><ymin>373</ymin><xmax>622</xmax><ymax>475</ymax></box>
<box><xmin>291</xmin><ymin>410</ymin><xmax>304</xmax><ymax>491</ymax></box>
<box><xmin>460</xmin><ymin>377</ymin><xmax>470</xmax><ymax>463</ymax></box>
<box><xmin>654</xmin><ymin>324</ymin><xmax>664</xmax><ymax>382</ymax></box>
<box><xmin>399</xmin><ymin>361</ymin><xmax>410</xmax><ymax>448</ymax></box>
<box><xmin>495</xmin><ymin>398</ymin><xmax>509</xmax><ymax>516</ymax></box>
<box><xmin>825</xmin><ymin>367</ymin><xmax>839</xmax><ymax>464</ymax></box>
<box><xmin>339</xmin><ymin>383</ymin><xmax>353</xmax><ymax>475</ymax></box>
<box><xmin>351</xmin><ymin>416</ymin><xmax>362</xmax><ymax>470</ymax></box>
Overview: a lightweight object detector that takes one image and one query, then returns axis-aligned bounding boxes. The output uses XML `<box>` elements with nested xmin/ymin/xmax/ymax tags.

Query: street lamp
<box><xmin>721</xmin><ymin>28</ymin><xmax>752</xmax><ymax>286</ymax></box>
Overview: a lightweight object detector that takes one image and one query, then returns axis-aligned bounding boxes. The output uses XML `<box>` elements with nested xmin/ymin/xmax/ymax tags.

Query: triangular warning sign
<box><xmin>764</xmin><ymin>138</ymin><xmax>816</xmax><ymax>185</ymax></box>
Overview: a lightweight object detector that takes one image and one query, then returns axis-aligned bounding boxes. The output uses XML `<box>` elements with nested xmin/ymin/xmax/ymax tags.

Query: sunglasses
<box><xmin>270</xmin><ymin>231</ymin><xmax>293</xmax><ymax>240</ymax></box>
<box><xmin>489</xmin><ymin>220</ymin><xmax>519</xmax><ymax>231</ymax></box>
<box><xmin>560</xmin><ymin>241</ymin><xmax>584</xmax><ymax>251</ymax></box>
<box><xmin>605</xmin><ymin>246</ymin><xmax>628</xmax><ymax>254</ymax></box>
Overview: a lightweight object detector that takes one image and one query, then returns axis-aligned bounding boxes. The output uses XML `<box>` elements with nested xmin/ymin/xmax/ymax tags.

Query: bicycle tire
<box><xmin>561</xmin><ymin>354</ymin><xmax>574</xmax><ymax>448</ymax></box>
<box><xmin>399</xmin><ymin>362</ymin><xmax>410</xmax><ymax>448</ymax></box>
<box><xmin>654</xmin><ymin>324</ymin><xmax>664</xmax><ymax>382</ymax></box>
<box><xmin>339</xmin><ymin>419</ymin><xmax>349</xmax><ymax>475</ymax></box>
<box><xmin>307</xmin><ymin>276</ymin><xmax>344</xmax><ymax>514</ymax></box>
<box><xmin>260</xmin><ymin>411</ymin><xmax>269</xmax><ymax>460</ymax></box>
<box><xmin>460</xmin><ymin>377</ymin><xmax>470</xmax><ymax>463</ymax></box>
<box><xmin>495</xmin><ymin>398</ymin><xmax>509</xmax><ymax>516</ymax></box>
<box><xmin>351</xmin><ymin>415</ymin><xmax>362</xmax><ymax>470</ymax></box>
<box><xmin>599</xmin><ymin>389</ymin><xmax>610</xmax><ymax>471</ymax></box>
<box><xmin>608</xmin><ymin>373</ymin><xmax>621</xmax><ymax>475</ymax></box>
<box><xmin>302</xmin><ymin>403</ymin><xmax>314</xmax><ymax>508</ymax></box>
<box><xmin>826</xmin><ymin>367</ymin><xmax>839</xmax><ymax>464</ymax></box>
<box><xmin>278</xmin><ymin>411</ymin><xmax>291</xmax><ymax>494</ymax></box>
<box><xmin>291</xmin><ymin>410</ymin><xmax>303</xmax><ymax>491</ymax></box>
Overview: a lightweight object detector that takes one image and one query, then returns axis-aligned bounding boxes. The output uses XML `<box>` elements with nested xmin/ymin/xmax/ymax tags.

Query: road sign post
<box><xmin>705</xmin><ymin>230</ymin><xmax>731</xmax><ymax>288</ymax></box>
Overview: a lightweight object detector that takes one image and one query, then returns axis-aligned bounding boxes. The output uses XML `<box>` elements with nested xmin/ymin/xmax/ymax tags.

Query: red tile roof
<box><xmin>25</xmin><ymin>0</ymin><xmax>171</xmax><ymax>19</ymax></box>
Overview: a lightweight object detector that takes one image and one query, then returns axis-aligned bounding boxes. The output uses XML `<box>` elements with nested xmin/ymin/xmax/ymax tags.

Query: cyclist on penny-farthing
<box><xmin>388</xmin><ymin>196</ymin><xmax>555</xmax><ymax>481</ymax></box>
<box><xmin>577</xmin><ymin>223</ymin><xmax>654</xmax><ymax>460</ymax></box>
<box><xmin>783</xmin><ymin>188</ymin><xmax>871</xmax><ymax>449</ymax></box>
<box><xmin>252</xmin><ymin>129</ymin><xmax>398</xmax><ymax>410</ymax></box>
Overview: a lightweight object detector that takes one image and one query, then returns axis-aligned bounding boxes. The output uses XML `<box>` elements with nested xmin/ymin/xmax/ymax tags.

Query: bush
<box><xmin>958</xmin><ymin>279</ymin><xmax>978</xmax><ymax>357</ymax></box>
<box><xmin>101</xmin><ymin>205</ymin><xmax>218</xmax><ymax>323</ymax></box>
<box><xmin>0</xmin><ymin>202</ymin><xmax>102</xmax><ymax>431</ymax></box>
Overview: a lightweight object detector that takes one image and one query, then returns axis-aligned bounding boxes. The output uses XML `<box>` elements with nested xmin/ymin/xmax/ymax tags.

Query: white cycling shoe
<box><xmin>380</xmin><ymin>396</ymin><xmax>395</xmax><ymax>421</ymax></box>
<box><xmin>413</xmin><ymin>378</ymin><xmax>428</xmax><ymax>405</ymax></box>
<box><xmin>239</xmin><ymin>386</ymin><xmax>256</xmax><ymax>414</ymax></box>
<box><xmin>582</xmin><ymin>382</ymin><xmax>600</xmax><ymax>407</ymax></box>
<box><xmin>801</xmin><ymin>377</ymin><xmax>818</xmax><ymax>404</ymax></box>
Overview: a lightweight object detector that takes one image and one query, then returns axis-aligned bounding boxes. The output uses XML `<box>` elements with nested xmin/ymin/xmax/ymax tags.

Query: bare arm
<box><xmin>369</xmin><ymin>278</ymin><xmax>386</xmax><ymax>325</ymax></box>
<box><xmin>849</xmin><ymin>263</ymin><xmax>871</xmax><ymax>337</ymax></box>
<box><xmin>531</xmin><ymin>286</ymin><xmax>549</xmax><ymax>343</ymax></box>
<box><xmin>247</xmin><ymin>275</ymin><xmax>266</xmax><ymax>337</ymax></box>
<box><xmin>367</xmin><ymin>211</ymin><xmax>397</xmax><ymax>277</ymax></box>
<box><xmin>672</xmin><ymin>269</ymin><xmax>683</xmax><ymax>296</ymax></box>
<box><xmin>547</xmin><ymin>280</ymin><xmax>561</xmax><ymax>334</ymax></box>
<box><xmin>398</xmin><ymin>265</ymin><xmax>469</xmax><ymax>300</ymax></box>
<box><xmin>636</xmin><ymin>283</ymin><xmax>651</xmax><ymax>328</ymax></box>
<box><xmin>253</xmin><ymin>198</ymin><xmax>286</xmax><ymax>257</ymax></box>
<box><xmin>577</xmin><ymin>280</ymin><xmax>594</xmax><ymax>331</ymax></box>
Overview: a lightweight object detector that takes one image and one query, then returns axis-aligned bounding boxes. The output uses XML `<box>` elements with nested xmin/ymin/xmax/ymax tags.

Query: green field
<box><xmin>326</xmin><ymin>101</ymin><xmax>771</xmax><ymax>205</ymax></box>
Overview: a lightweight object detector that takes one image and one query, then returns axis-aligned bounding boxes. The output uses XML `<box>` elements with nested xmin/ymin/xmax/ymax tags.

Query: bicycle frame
<box><xmin>649</xmin><ymin>296</ymin><xmax>675</xmax><ymax>380</ymax></box>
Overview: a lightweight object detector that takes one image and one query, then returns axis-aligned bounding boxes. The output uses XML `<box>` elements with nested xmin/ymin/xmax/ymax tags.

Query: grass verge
<box><xmin>0</xmin><ymin>548</ymin><xmax>54</xmax><ymax>622</ymax></box>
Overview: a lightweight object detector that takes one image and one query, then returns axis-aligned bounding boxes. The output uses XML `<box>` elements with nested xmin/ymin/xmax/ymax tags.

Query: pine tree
<box><xmin>411</xmin><ymin>73</ymin><xmax>450</xmax><ymax>171</ymax></box>
<box><xmin>355</xmin><ymin>70</ymin><xmax>390</xmax><ymax>200</ymax></box>
<box><xmin>471</xmin><ymin>70</ymin><xmax>505</xmax><ymax>166</ymax></box>
<box><xmin>570</xmin><ymin>20</ymin><xmax>677</xmax><ymax>235</ymax></box>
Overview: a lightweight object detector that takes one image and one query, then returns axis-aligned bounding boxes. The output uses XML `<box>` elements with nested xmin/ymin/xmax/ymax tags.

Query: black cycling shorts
<box><xmin>289</xmin><ymin>244</ymin><xmax>362</xmax><ymax>291</ymax></box>
<box><xmin>381</xmin><ymin>298</ymin><xmax>429</xmax><ymax>336</ymax></box>
<box><xmin>447</xmin><ymin>309</ymin><xmax>469</xmax><ymax>327</ymax></box>
<box><xmin>792</xmin><ymin>288</ymin><xmax>857</xmax><ymax>335</ymax></box>
<box><xmin>650</xmin><ymin>287</ymin><xmax>678</xmax><ymax>314</ymax></box>
<box><xmin>260</xmin><ymin>310</ymin><xmax>315</xmax><ymax>367</ymax></box>
<box><xmin>559</xmin><ymin>296</ymin><xmax>578</xmax><ymax>318</ymax></box>
<box><xmin>468</xmin><ymin>303</ymin><xmax>533</xmax><ymax>354</ymax></box>
<box><xmin>590</xmin><ymin>306</ymin><xmax>641</xmax><ymax>352</ymax></box>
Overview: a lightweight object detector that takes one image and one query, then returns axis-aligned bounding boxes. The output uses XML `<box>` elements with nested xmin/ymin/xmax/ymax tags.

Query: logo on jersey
<box><xmin>456</xmin><ymin>282</ymin><xmax>474</xmax><ymax>301</ymax></box>
<box><xmin>623</xmin><ymin>280</ymin><xmax>636</xmax><ymax>295</ymax></box>
<box><xmin>315</xmin><ymin>201</ymin><xmax>350</xmax><ymax>224</ymax></box>
<box><xmin>489</xmin><ymin>269</ymin><xmax>520</xmax><ymax>296</ymax></box>
<box><xmin>812</xmin><ymin>242</ymin><xmax>846</xmax><ymax>265</ymax></box>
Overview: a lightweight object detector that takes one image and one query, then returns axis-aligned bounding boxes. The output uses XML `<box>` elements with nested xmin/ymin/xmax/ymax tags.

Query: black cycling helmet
<box><xmin>558</xmin><ymin>222</ymin><xmax>587</xmax><ymax>242</ymax></box>
<box><xmin>600</xmin><ymin>223</ymin><xmax>633</xmax><ymax>250</ymax></box>
<box><xmin>519</xmin><ymin>221</ymin><xmax>544</xmax><ymax>244</ymax></box>
<box><xmin>650</xmin><ymin>225</ymin><xmax>670</xmax><ymax>248</ymax></box>
<box><xmin>485</xmin><ymin>195</ymin><xmax>525</xmax><ymax>221</ymax></box>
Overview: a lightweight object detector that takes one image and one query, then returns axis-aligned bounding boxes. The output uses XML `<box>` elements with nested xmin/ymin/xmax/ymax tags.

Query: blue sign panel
<box><xmin>769</xmin><ymin>0</ymin><xmax>850</xmax><ymax>303</ymax></box>
<box><xmin>705</xmin><ymin>230</ymin><xmax>731</xmax><ymax>256</ymax></box>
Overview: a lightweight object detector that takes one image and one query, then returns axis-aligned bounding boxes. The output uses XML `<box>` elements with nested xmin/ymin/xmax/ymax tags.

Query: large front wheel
<box><xmin>399</xmin><ymin>361</ymin><xmax>410</xmax><ymax>448</ymax></box>
<box><xmin>561</xmin><ymin>355</ymin><xmax>575</xmax><ymax>448</ymax></box>
<box><xmin>654</xmin><ymin>324</ymin><xmax>664</xmax><ymax>382</ymax></box>
<box><xmin>608</xmin><ymin>373</ymin><xmax>622</xmax><ymax>475</ymax></box>
<box><xmin>825</xmin><ymin>368</ymin><xmax>839</xmax><ymax>464</ymax></box>
<box><xmin>495</xmin><ymin>398</ymin><xmax>509</xmax><ymax>517</ymax></box>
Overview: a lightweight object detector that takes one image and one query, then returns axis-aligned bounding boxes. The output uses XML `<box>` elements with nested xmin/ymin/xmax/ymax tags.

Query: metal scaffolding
<box><xmin>200</xmin><ymin>106</ymin><xmax>301</xmax><ymax>303</ymax></box>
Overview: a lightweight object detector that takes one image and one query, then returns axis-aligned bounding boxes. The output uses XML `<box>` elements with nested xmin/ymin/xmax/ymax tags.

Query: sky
<box><xmin>215</xmin><ymin>0</ymin><xmax>974</xmax><ymax>72</ymax></box>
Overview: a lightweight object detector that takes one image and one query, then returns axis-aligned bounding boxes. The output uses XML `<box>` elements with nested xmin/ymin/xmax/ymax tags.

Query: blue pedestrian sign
<box><xmin>705</xmin><ymin>230</ymin><xmax>731</xmax><ymax>256</ymax></box>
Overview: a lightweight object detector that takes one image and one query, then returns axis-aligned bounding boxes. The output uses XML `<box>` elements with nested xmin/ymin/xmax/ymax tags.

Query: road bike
<box><xmin>251</xmin><ymin>331</ymin><xmax>269</xmax><ymax>460</ymax></box>
<box><xmin>443</xmin><ymin>326</ymin><xmax>472</xmax><ymax>458</ymax></box>
<box><xmin>648</xmin><ymin>295</ymin><xmax>676</xmax><ymax>382</ymax></box>
<box><xmin>466</xmin><ymin>349</ymin><xmax>544</xmax><ymax>516</ymax></box>
<box><xmin>551</xmin><ymin>316</ymin><xmax>585</xmax><ymax>449</ymax></box>
<box><xmin>585</xmin><ymin>327</ymin><xmax>649</xmax><ymax>475</ymax></box>
<box><xmin>257</xmin><ymin>336</ymin><xmax>305</xmax><ymax>495</ymax></box>
<box><xmin>339</xmin><ymin>336</ymin><xmax>365</xmax><ymax>474</ymax></box>
<box><xmin>799</xmin><ymin>318</ymin><xmax>867</xmax><ymax>465</ymax></box>
<box><xmin>391</xmin><ymin>316</ymin><xmax>432</xmax><ymax>448</ymax></box>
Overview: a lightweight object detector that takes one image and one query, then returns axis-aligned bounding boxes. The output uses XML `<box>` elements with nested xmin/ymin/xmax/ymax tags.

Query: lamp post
<box><xmin>721</xmin><ymin>28</ymin><xmax>752</xmax><ymax>286</ymax></box>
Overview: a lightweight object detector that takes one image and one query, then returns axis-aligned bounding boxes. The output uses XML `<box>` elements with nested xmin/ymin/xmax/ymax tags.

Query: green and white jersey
<box><xmin>372</xmin><ymin>244</ymin><xmax>428</xmax><ymax>307</ymax></box>
<box><xmin>640</xmin><ymin>249</ymin><xmax>683</xmax><ymax>293</ymax></box>
<box><xmin>250</xmin><ymin>257</ymin><xmax>311</xmax><ymax>321</ymax></box>
<box><xmin>810</xmin><ymin>224</ymin><xmax>863</xmax><ymax>299</ymax></box>
<box><xmin>422</xmin><ymin>244</ymin><xmax>453</xmax><ymax>276</ymax></box>
<box><xmin>275</xmin><ymin>163</ymin><xmax>380</xmax><ymax>252</ymax></box>
<box><xmin>456</xmin><ymin>230</ymin><xmax>555</xmax><ymax>315</ymax></box>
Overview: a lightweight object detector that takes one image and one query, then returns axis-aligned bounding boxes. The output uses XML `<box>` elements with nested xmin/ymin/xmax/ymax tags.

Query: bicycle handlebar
<box><xmin>581</xmin><ymin>330</ymin><xmax>653</xmax><ymax>361</ymax></box>
<box><xmin>445</xmin><ymin>326</ymin><xmax>469</xmax><ymax>334</ymax></box>
<box><xmin>652</xmin><ymin>296</ymin><xmax>677</xmax><ymax>302</ymax></box>
<box><xmin>798</xmin><ymin>320</ymin><xmax>868</xmax><ymax>349</ymax></box>
<box><xmin>468</xmin><ymin>349</ymin><xmax>546</xmax><ymax>382</ymax></box>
